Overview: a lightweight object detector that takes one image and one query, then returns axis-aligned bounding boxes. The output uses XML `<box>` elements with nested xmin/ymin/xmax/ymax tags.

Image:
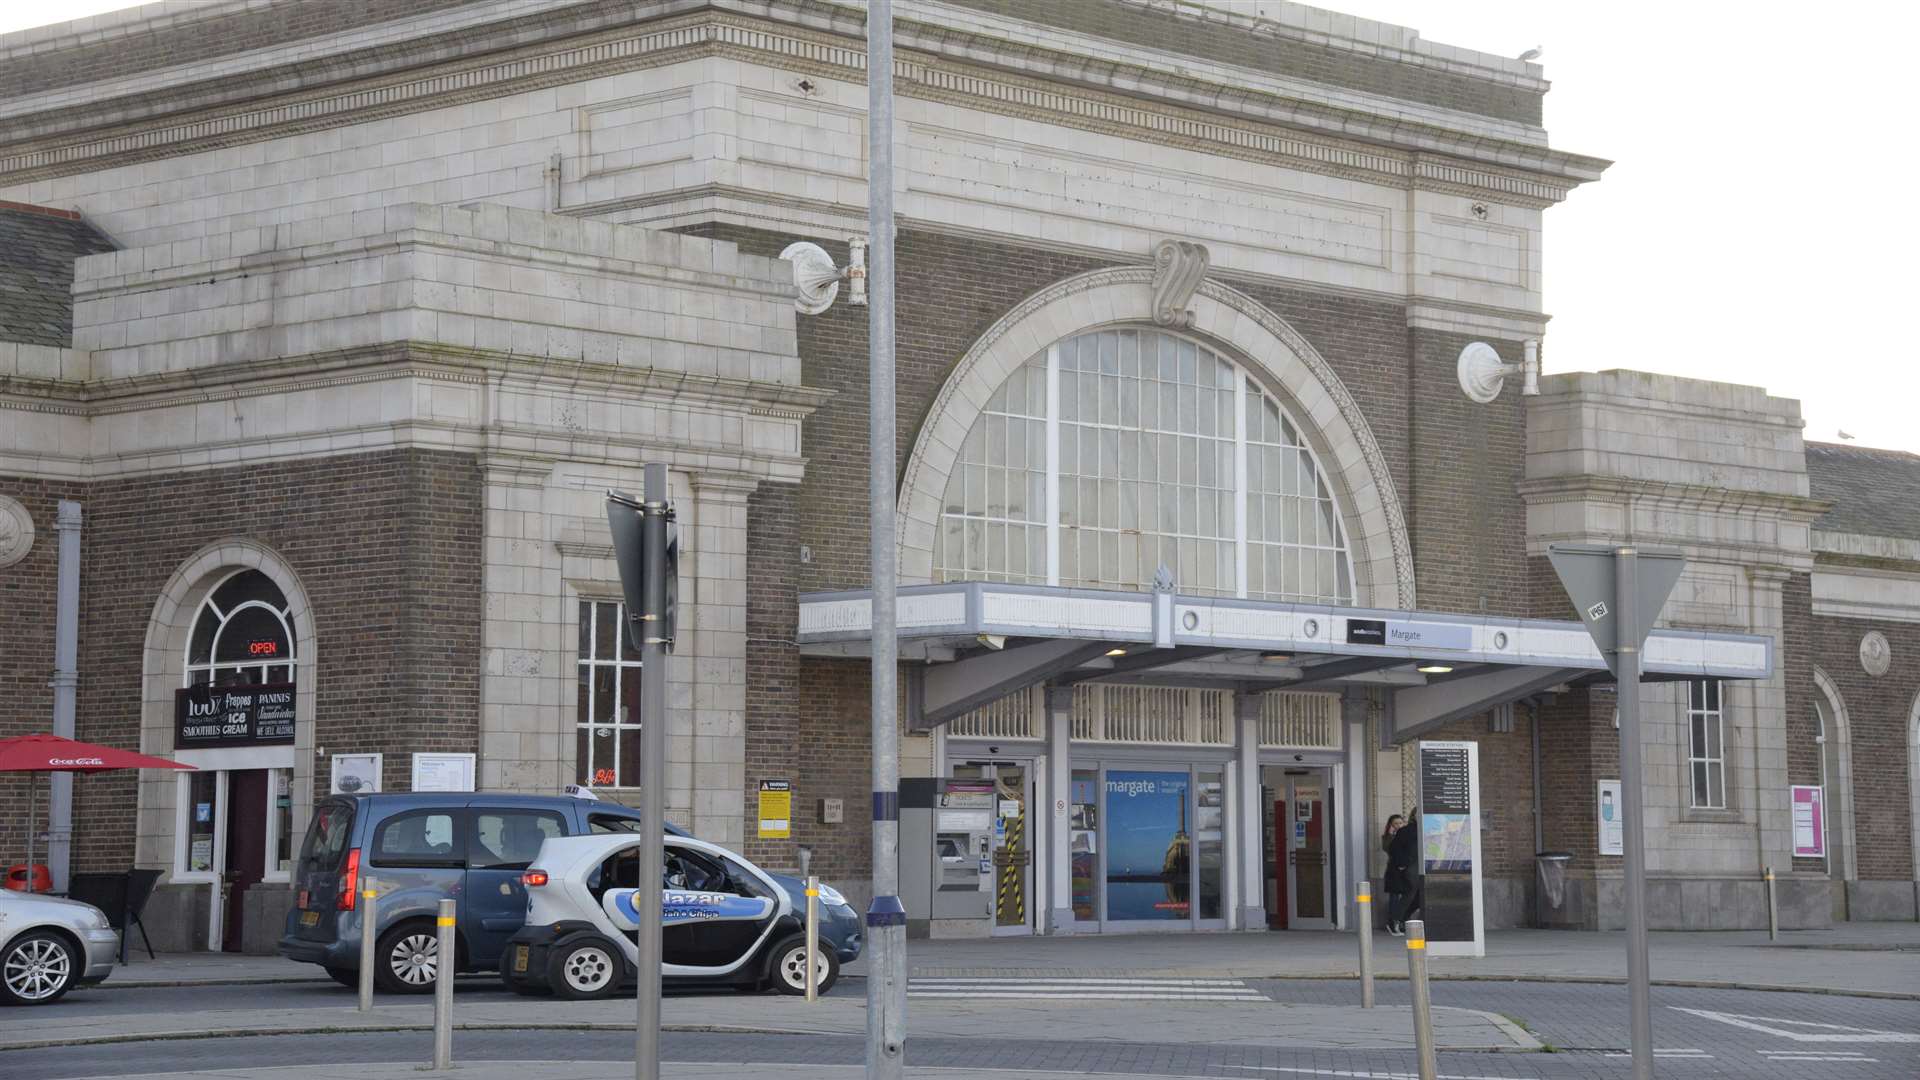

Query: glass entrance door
<box><xmin>990</xmin><ymin>764</ymin><xmax>1032</xmax><ymax>935</ymax></box>
<box><xmin>952</xmin><ymin>760</ymin><xmax>1035</xmax><ymax>935</ymax></box>
<box><xmin>1285</xmin><ymin>771</ymin><xmax>1334</xmax><ymax>930</ymax></box>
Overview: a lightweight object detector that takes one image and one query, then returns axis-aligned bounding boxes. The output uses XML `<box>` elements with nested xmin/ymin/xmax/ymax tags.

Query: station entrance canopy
<box><xmin>797</xmin><ymin>583</ymin><xmax>1773</xmax><ymax>743</ymax></box>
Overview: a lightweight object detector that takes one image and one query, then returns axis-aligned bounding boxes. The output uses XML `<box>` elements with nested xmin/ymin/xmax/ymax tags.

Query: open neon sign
<box><xmin>248</xmin><ymin>639</ymin><xmax>281</xmax><ymax>657</ymax></box>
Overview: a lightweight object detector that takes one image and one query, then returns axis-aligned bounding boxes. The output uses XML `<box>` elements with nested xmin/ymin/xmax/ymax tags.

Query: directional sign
<box><xmin>1547</xmin><ymin>544</ymin><xmax>1686</xmax><ymax>674</ymax></box>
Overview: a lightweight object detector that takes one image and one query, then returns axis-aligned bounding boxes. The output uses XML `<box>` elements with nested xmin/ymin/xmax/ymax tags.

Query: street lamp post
<box><xmin>864</xmin><ymin>2</ymin><xmax>908</xmax><ymax>1078</ymax></box>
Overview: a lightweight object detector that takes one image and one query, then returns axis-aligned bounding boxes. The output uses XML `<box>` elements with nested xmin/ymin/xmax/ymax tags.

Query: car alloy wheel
<box><xmin>548</xmin><ymin>936</ymin><xmax>622</xmax><ymax>1001</ymax></box>
<box><xmin>562</xmin><ymin>944</ymin><xmax>614</xmax><ymax>994</ymax></box>
<box><xmin>771</xmin><ymin>936</ymin><xmax>837</xmax><ymax>996</ymax></box>
<box><xmin>388</xmin><ymin>932</ymin><xmax>439</xmax><ymax>987</ymax></box>
<box><xmin>2</xmin><ymin>933</ymin><xmax>76</xmax><ymax>1005</ymax></box>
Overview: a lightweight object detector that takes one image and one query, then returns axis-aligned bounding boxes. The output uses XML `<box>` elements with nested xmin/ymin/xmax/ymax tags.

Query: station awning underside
<box><xmin>797</xmin><ymin>583</ymin><xmax>1773</xmax><ymax>744</ymax></box>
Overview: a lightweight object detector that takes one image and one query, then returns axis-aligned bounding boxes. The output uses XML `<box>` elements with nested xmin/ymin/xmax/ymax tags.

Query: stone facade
<box><xmin>0</xmin><ymin>0</ymin><xmax>1910</xmax><ymax>952</ymax></box>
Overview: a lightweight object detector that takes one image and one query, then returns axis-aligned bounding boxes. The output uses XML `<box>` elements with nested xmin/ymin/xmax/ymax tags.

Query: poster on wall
<box><xmin>1597</xmin><ymin>780</ymin><xmax>1623</xmax><ymax>856</ymax></box>
<box><xmin>1103</xmin><ymin>770</ymin><xmax>1190</xmax><ymax>921</ymax></box>
<box><xmin>330</xmin><ymin>753</ymin><xmax>382</xmax><ymax>795</ymax></box>
<box><xmin>758</xmin><ymin>778</ymin><xmax>792</xmax><ymax>839</ymax></box>
<box><xmin>1417</xmin><ymin>740</ymin><xmax>1483</xmax><ymax>957</ymax></box>
<box><xmin>411</xmin><ymin>753</ymin><xmax>475</xmax><ymax>793</ymax></box>
<box><xmin>1791</xmin><ymin>785</ymin><xmax>1826</xmax><ymax>858</ymax></box>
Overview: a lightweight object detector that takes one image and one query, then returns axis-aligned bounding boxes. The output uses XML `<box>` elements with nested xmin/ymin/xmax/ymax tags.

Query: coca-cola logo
<box><xmin>49</xmin><ymin>757</ymin><xmax>104</xmax><ymax>766</ymax></box>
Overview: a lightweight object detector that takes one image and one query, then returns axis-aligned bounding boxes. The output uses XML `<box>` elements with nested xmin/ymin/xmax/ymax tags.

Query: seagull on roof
<box><xmin>1518</xmin><ymin>46</ymin><xmax>1544</xmax><ymax>61</ymax></box>
<box><xmin>1838</xmin><ymin>430</ymin><xmax>1856</xmax><ymax>440</ymax></box>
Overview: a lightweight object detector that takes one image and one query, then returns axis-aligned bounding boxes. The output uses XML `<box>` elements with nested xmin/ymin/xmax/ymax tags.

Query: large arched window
<box><xmin>186</xmin><ymin>569</ymin><xmax>295</xmax><ymax>687</ymax></box>
<box><xmin>937</xmin><ymin>328</ymin><xmax>1353</xmax><ymax>603</ymax></box>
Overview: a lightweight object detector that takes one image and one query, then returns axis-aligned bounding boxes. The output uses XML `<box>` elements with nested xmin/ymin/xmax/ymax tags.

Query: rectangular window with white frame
<box><xmin>577</xmin><ymin>599</ymin><xmax>644</xmax><ymax>789</ymax></box>
<box><xmin>1687</xmin><ymin>679</ymin><xmax>1726</xmax><ymax>809</ymax></box>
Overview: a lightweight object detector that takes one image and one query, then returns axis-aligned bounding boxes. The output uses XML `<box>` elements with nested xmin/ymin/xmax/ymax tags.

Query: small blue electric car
<box><xmin>497</xmin><ymin>832</ymin><xmax>862</xmax><ymax>998</ymax></box>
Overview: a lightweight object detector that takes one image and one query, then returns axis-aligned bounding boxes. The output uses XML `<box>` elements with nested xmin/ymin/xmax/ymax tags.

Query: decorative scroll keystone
<box><xmin>1151</xmin><ymin>239</ymin><xmax>1209</xmax><ymax>328</ymax></box>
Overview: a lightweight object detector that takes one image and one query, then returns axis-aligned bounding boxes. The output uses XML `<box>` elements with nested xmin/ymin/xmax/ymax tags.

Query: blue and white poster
<box><xmin>1103</xmin><ymin>770</ymin><xmax>1190</xmax><ymax>920</ymax></box>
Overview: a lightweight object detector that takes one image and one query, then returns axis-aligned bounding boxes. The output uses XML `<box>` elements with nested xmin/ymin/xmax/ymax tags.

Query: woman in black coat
<box><xmin>1382</xmin><ymin>812</ymin><xmax>1421</xmax><ymax>935</ymax></box>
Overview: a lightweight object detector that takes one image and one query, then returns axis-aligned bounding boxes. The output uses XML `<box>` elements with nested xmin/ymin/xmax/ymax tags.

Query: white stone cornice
<box><xmin>1516</xmin><ymin>475</ymin><xmax>1830</xmax><ymax>524</ymax></box>
<box><xmin>1811</xmin><ymin>529</ymin><xmax>1920</xmax><ymax>566</ymax></box>
<box><xmin>0</xmin><ymin>6</ymin><xmax>1600</xmax><ymax>204</ymax></box>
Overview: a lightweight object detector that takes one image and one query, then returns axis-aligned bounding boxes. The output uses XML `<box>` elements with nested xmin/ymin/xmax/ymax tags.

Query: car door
<box><xmin>464</xmin><ymin>806</ymin><xmax>566</xmax><ymax>965</ymax></box>
<box><xmin>661</xmin><ymin>839</ymin><xmax>780</xmax><ymax>975</ymax></box>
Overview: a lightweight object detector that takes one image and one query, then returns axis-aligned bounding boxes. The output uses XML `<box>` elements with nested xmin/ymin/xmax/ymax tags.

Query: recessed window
<box><xmin>1687</xmin><ymin>679</ymin><xmax>1726</xmax><ymax>809</ymax></box>
<box><xmin>577</xmin><ymin>600</ymin><xmax>643</xmax><ymax>788</ymax></box>
<box><xmin>937</xmin><ymin>328</ymin><xmax>1352</xmax><ymax>602</ymax></box>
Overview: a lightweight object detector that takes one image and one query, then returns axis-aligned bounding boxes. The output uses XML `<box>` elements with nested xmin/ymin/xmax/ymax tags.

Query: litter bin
<box><xmin>4</xmin><ymin>864</ymin><xmax>53</xmax><ymax>892</ymax></box>
<box><xmin>1534</xmin><ymin>852</ymin><xmax>1572</xmax><ymax>927</ymax></box>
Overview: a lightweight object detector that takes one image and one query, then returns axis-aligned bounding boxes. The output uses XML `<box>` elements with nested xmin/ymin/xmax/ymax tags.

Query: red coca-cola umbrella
<box><xmin>0</xmin><ymin>734</ymin><xmax>194</xmax><ymax>894</ymax></box>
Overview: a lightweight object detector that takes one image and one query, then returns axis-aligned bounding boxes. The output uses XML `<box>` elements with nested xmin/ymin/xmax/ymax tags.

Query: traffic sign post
<box><xmin>1547</xmin><ymin>543</ymin><xmax>1684</xmax><ymax>1080</ymax></box>
<box><xmin>608</xmin><ymin>464</ymin><xmax>676</xmax><ymax>1080</ymax></box>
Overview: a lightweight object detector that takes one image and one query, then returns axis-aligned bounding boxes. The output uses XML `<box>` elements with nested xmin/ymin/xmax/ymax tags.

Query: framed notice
<box><xmin>330</xmin><ymin>753</ymin><xmax>382</xmax><ymax>795</ymax></box>
<box><xmin>1597</xmin><ymin>780</ymin><xmax>1623</xmax><ymax>856</ymax></box>
<box><xmin>1790</xmin><ymin>784</ymin><xmax>1825</xmax><ymax>858</ymax></box>
<box><xmin>758</xmin><ymin>778</ymin><xmax>792</xmax><ymax>839</ymax></box>
<box><xmin>411</xmin><ymin>753</ymin><xmax>475</xmax><ymax>793</ymax></box>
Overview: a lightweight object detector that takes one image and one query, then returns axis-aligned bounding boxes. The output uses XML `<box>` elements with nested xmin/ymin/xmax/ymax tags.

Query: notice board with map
<box><xmin>1417</xmin><ymin>740</ymin><xmax>1483</xmax><ymax>957</ymax></box>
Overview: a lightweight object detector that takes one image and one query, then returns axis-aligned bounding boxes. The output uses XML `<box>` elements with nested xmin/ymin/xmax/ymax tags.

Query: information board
<box><xmin>1597</xmin><ymin>780</ymin><xmax>1623</xmax><ymax>856</ymax></box>
<box><xmin>1417</xmin><ymin>740</ymin><xmax>1483</xmax><ymax>957</ymax></box>
<box><xmin>411</xmin><ymin>752</ymin><xmax>475</xmax><ymax>793</ymax></box>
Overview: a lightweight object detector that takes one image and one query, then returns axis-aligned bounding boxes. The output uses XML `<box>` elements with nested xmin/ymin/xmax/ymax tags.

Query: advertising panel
<box><xmin>174</xmin><ymin>683</ymin><xmax>296</xmax><ymax>749</ymax></box>
<box><xmin>1103</xmin><ymin>770</ymin><xmax>1190</xmax><ymax>921</ymax></box>
<box><xmin>1791</xmin><ymin>785</ymin><xmax>1826</xmax><ymax>858</ymax></box>
<box><xmin>1598</xmin><ymin>780</ymin><xmax>1623</xmax><ymax>856</ymax></box>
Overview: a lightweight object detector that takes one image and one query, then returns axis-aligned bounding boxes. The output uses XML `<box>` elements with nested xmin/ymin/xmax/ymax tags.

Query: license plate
<box><xmin>512</xmin><ymin>945</ymin><xmax>529</xmax><ymax>973</ymax></box>
<box><xmin>300</xmin><ymin>910</ymin><xmax>320</xmax><ymax>927</ymax></box>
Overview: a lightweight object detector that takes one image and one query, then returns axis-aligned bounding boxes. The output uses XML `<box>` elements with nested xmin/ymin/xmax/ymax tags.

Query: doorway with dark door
<box><xmin>1262</xmin><ymin>766</ymin><xmax>1334</xmax><ymax>930</ymax></box>
<box><xmin>221</xmin><ymin>769</ymin><xmax>269</xmax><ymax>952</ymax></box>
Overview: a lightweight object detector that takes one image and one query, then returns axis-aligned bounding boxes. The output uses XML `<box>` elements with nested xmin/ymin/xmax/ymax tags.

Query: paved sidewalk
<box><xmin>109</xmin><ymin>921</ymin><xmax>1920</xmax><ymax>996</ymax></box>
<box><xmin>0</xmin><ymin>990</ymin><xmax>1535</xmax><ymax>1054</ymax></box>
<box><xmin>26</xmin><ymin>1064</ymin><xmax>1198</xmax><ymax>1080</ymax></box>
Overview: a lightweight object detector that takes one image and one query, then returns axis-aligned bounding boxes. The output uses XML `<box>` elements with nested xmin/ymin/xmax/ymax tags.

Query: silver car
<box><xmin>0</xmin><ymin>889</ymin><xmax>119</xmax><ymax>1004</ymax></box>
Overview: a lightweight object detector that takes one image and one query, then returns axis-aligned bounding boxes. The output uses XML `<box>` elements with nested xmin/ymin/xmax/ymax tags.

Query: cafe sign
<box><xmin>175</xmin><ymin>683</ymin><xmax>296</xmax><ymax>748</ymax></box>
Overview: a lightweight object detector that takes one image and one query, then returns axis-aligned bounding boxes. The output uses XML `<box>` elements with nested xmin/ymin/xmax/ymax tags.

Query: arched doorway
<box><xmin>139</xmin><ymin>542</ymin><xmax>317</xmax><ymax>952</ymax></box>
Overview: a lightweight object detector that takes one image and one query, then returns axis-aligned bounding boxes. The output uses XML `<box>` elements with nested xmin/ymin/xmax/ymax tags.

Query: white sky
<box><xmin>5</xmin><ymin>1</ymin><xmax>1915</xmax><ymax>452</ymax></box>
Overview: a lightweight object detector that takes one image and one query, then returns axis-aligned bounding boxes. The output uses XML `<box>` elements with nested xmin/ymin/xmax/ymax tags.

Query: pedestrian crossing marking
<box><xmin>1671</xmin><ymin>1006</ymin><xmax>1920</xmax><ymax>1043</ymax></box>
<box><xmin>909</xmin><ymin>975</ymin><xmax>1267</xmax><ymax>1002</ymax></box>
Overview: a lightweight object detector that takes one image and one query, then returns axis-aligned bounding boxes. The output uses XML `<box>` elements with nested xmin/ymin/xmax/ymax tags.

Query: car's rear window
<box><xmin>301</xmin><ymin>801</ymin><xmax>355</xmax><ymax>872</ymax></box>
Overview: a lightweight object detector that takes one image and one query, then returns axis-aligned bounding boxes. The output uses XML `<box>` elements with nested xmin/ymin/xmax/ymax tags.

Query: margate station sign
<box><xmin>175</xmin><ymin>684</ymin><xmax>297</xmax><ymax>748</ymax></box>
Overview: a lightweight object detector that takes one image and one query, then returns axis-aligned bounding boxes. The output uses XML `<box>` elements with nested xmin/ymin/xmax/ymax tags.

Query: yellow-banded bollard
<box><xmin>1764</xmin><ymin>866</ymin><xmax>1778</xmax><ymax>941</ymax></box>
<box><xmin>1356</xmin><ymin>883</ymin><xmax>1374</xmax><ymax>1008</ymax></box>
<box><xmin>1406</xmin><ymin>918</ymin><xmax>1436</xmax><ymax>1080</ymax></box>
<box><xmin>357</xmin><ymin>884</ymin><xmax>378</xmax><ymax>1012</ymax></box>
<box><xmin>433</xmin><ymin>898</ymin><xmax>455</xmax><ymax>1070</ymax></box>
<box><xmin>804</xmin><ymin>876</ymin><xmax>820</xmax><ymax>1003</ymax></box>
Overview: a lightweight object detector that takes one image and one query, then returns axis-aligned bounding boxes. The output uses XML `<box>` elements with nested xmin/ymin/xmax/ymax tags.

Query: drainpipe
<box><xmin>1528</xmin><ymin>698</ymin><xmax>1544</xmax><ymax>853</ymax></box>
<box><xmin>47</xmin><ymin>500</ymin><xmax>82</xmax><ymax>894</ymax></box>
<box><xmin>1521</xmin><ymin>339</ymin><xmax>1541</xmax><ymax>396</ymax></box>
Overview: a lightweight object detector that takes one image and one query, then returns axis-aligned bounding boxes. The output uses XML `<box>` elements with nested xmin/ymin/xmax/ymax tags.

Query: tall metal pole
<box><xmin>634</xmin><ymin>462</ymin><xmax>669</xmax><ymax>1080</ymax></box>
<box><xmin>865</xmin><ymin>1</ymin><xmax>907</xmax><ymax>1076</ymax></box>
<box><xmin>1615</xmin><ymin>546</ymin><xmax>1653</xmax><ymax>1080</ymax></box>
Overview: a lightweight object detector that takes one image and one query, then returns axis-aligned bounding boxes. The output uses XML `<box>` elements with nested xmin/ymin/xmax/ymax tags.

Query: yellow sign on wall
<box><xmin>758</xmin><ymin>778</ymin><xmax>792</xmax><ymax>839</ymax></box>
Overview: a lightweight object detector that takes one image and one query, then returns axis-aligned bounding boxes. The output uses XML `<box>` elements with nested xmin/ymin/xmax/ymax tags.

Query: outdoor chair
<box><xmin>66</xmin><ymin>869</ymin><xmax>160</xmax><ymax>963</ymax></box>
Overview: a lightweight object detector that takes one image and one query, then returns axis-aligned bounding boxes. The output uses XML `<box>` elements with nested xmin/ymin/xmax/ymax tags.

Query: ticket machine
<box><xmin>899</xmin><ymin>777</ymin><xmax>996</xmax><ymax>937</ymax></box>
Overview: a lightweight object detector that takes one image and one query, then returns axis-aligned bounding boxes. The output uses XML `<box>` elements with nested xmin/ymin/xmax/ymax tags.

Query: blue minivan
<box><xmin>278</xmin><ymin>792</ymin><xmax>684</xmax><ymax>992</ymax></box>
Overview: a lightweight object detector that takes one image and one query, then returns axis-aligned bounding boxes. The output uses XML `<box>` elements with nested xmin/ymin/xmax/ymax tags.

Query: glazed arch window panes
<box><xmin>186</xmin><ymin>569</ymin><xmax>295</xmax><ymax>687</ymax></box>
<box><xmin>936</xmin><ymin>328</ymin><xmax>1353</xmax><ymax>603</ymax></box>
